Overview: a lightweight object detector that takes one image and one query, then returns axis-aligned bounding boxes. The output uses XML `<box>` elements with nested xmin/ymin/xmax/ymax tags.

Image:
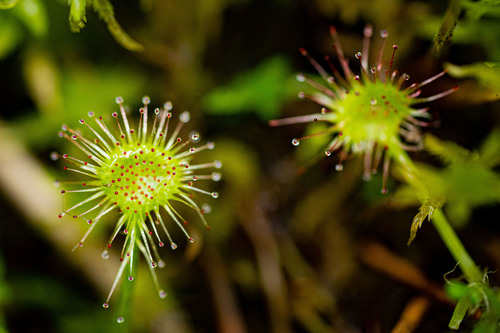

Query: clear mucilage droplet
<box><xmin>101</xmin><ymin>250</ymin><xmax>109</xmax><ymax>260</ymax></box>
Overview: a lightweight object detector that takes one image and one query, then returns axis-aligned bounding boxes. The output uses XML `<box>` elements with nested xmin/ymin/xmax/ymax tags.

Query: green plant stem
<box><xmin>431</xmin><ymin>210</ymin><xmax>483</xmax><ymax>283</ymax></box>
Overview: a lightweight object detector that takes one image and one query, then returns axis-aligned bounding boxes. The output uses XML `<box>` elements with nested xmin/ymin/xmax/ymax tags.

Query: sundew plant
<box><xmin>55</xmin><ymin>97</ymin><xmax>221</xmax><ymax>318</ymax></box>
<box><xmin>270</xmin><ymin>24</ymin><xmax>457</xmax><ymax>193</ymax></box>
<box><xmin>1</xmin><ymin>0</ymin><xmax>500</xmax><ymax>332</ymax></box>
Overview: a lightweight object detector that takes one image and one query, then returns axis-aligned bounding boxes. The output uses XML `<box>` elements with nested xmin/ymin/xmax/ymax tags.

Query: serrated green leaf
<box><xmin>68</xmin><ymin>0</ymin><xmax>86</xmax><ymax>32</ymax></box>
<box><xmin>407</xmin><ymin>197</ymin><xmax>445</xmax><ymax>245</ymax></box>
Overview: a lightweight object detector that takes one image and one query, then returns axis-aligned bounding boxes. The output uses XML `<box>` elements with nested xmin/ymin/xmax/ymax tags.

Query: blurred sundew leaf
<box><xmin>445</xmin><ymin>62</ymin><xmax>500</xmax><ymax>101</ymax></box>
<box><xmin>0</xmin><ymin>0</ymin><xmax>19</xmax><ymax>9</ymax></box>
<box><xmin>203</xmin><ymin>56</ymin><xmax>297</xmax><ymax>121</ymax></box>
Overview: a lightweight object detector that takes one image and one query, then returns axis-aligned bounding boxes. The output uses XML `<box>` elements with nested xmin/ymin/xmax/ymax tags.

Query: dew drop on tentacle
<box><xmin>211</xmin><ymin>192</ymin><xmax>219</xmax><ymax>198</ymax></box>
<box><xmin>355</xmin><ymin>52</ymin><xmax>362</xmax><ymax>60</ymax></box>
<box><xmin>380</xmin><ymin>30</ymin><xmax>389</xmax><ymax>38</ymax></box>
<box><xmin>201</xmin><ymin>203</ymin><xmax>212</xmax><ymax>214</ymax></box>
<box><xmin>50</xmin><ymin>152</ymin><xmax>60</xmax><ymax>161</ymax></box>
<box><xmin>128</xmin><ymin>276</ymin><xmax>134</xmax><ymax>281</ymax></box>
<box><xmin>296</xmin><ymin>73</ymin><xmax>306</xmax><ymax>82</ymax></box>
<box><xmin>103</xmin><ymin>302</ymin><xmax>109</xmax><ymax>309</ymax></box>
<box><xmin>179</xmin><ymin>111</ymin><xmax>190</xmax><ymax>123</ymax></box>
<box><xmin>164</xmin><ymin>101</ymin><xmax>173</xmax><ymax>111</ymax></box>
<box><xmin>211</xmin><ymin>172</ymin><xmax>221</xmax><ymax>181</ymax></box>
<box><xmin>159</xmin><ymin>290</ymin><xmax>167</xmax><ymax>299</ymax></box>
<box><xmin>101</xmin><ymin>250</ymin><xmax>109</xmax><ymax>260</ymax></box>
<box><xmin>117</xmin><ymin>317</ymin><xmax>124</xmax><ymax>324</ymax></box>
<box><xmin>158</xmin><ymin>260</ymin><xmax>166</xmax><ymax>268</ymax></box>
<box><xmin>335</xmin><ymin>164</ymin><xmax>344</xmax><ymax>171</ymax></box>
<box><xmin>171</xmin><ymin>242</ymin><xmax>178</xmax><ymax>250</ymax></box>
<box><xmin>292</xmin><ymin>138</ymin><xmax>300</xmax><ymax>146</ymax></box>
<box><xmin>190</xmin><ymin>132</ymin><xmax>200</xmax><ymax>142</ymax></box>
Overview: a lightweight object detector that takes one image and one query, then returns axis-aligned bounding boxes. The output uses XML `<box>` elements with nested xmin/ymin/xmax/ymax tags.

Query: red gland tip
<box><xmin>299</xmin><ymin>48</ymin><xmax>308</xmax><ymax>56</ymax></box>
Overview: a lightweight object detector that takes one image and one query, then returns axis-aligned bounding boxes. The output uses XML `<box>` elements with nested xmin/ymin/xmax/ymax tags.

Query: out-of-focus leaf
<box><xmin>424</xmin><ymin>133</ymin><xmax>471</xmax><ymax>165</ymax></box>
<box><xmin>0</xmin><ymin>0</ymin><xmax>20</xmax><ymax>9</ymax></box>
<box><xmin>0</xmin><ymin>254</ymin><xmax>10</xmax><ymax>333</ymax></box>
<box><xmin>448</xmin><ymin>294</ymin><xmax>471</xmax><ymax>330</ymax></box>
<box><xmin>445</xmin><ymin>62</ymin><xmax>500</xmax><ymax>102</ymax></box>
<box><xmin>12</xmin><ymin>0</ymin><xmax>47</xmax><ymax>37</ymax></box>
<box><xmin>485</xmin><ymin>61</ymin><xmax>500</xmax><ymax>68</ymax></box>
<box><xmin>478</xmin><ymin>127</ymin><xmax>500</xmax><ymax>167</ymax></box>
<box><xmin>420</xmin><ymin>134</ymin><xmax>500</xmax><ymax>226</ymax></box>
<box><xmin>0</xmin><ymin>14</ymin><xmax>22</xmax><ymax>59</ymax></box>
<box><xmin>463</xmin><ymin>0</ymin><xmax>500</xmax><ymax>20</ymax></box>
<box><xmin>22</xmin><ymin>47</ymin><xmax>63</xmax><ymax>114</ymax></box>
<box><xmin>16</xmin><ymin>63</ymin><xmax>147</xmax><ymax>148</ymax></box>
<box><xmin>445</xmin><ymin>278</ymin><xmax>500</xmax><ymax>332</ymax></box>
<box><xmin>294</xmin><ymin>122</ymin><xmax>331</xmax><ymax>164</ymax></box>
<box><xmin>90</xmin><ymin>0</ymin><xmax>143</xmax><ymax>51</ymax></box>
<box><xmin>203</xmin><ymin>56</ymin><xmax>296</xmax><ymax>121</ymax></box>
<box><xmin>432</xmin><ymin>0</ymin><xmax>461</xmax><ymax>56</ymax></box>
<box><xmin>68</xmin><ymin>0</ymin><xmax>86</xmax><ymax>32</ymax></box>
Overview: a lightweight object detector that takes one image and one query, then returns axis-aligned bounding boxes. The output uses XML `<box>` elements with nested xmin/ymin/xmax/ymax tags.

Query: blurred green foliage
<box><xmin>203</xmin><ymin>56</ymin><xmax>297</xmax><ymax>120</ymax></box>
<box><xmin>397</xmin><ymin>132</ymin><xmax>500</xmax><ymax>228</ymax></box>
<box><xmin>0</xmin><ymin>0</ymin><xmax>499</xmax><ymax>332</ymax></box>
